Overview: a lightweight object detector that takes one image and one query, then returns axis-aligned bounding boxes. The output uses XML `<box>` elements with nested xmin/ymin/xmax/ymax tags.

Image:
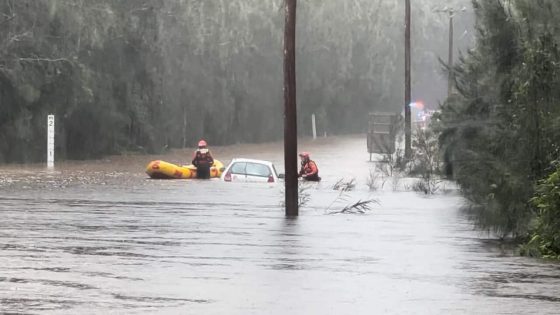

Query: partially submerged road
<box><xmin>0</xmin><ymin>136</ymin><xmax>558</xmax><ymax>314</ymax></box>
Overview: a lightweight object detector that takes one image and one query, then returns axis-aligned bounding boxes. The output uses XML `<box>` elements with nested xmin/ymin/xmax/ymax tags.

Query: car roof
<box><xmin>229</xmin><ymin>158</ymin><xmax>274</xmax><ymax>166</ymax></box>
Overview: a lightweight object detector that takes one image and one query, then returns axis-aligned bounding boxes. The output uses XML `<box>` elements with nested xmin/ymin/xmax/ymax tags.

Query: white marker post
<box><xmin>47</xmin><ymin>115</ymin><xmax>55</xmax><ymax>168</ymax></box>
<box><xmin>311</xmin><ymin>113</ymin><xmax>317</xmax><ymax>140</ymax></box>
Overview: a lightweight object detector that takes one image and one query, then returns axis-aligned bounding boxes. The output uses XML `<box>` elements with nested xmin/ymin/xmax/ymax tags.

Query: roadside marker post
<box><xmin>312</xmin><ymin>113</ymin><xmax>317</xmax><ymax>140</ymax></box>
<box><xmin>47</xmin><ymin>114</ymin><xmax>55</xmax><ymax>168</ymax></box>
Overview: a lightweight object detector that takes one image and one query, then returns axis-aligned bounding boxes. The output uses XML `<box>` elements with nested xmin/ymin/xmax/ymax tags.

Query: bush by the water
<box><xmin>521</xmin><ymin>166</ymin><xmax>560</xmax><ymax>259</ymax></box>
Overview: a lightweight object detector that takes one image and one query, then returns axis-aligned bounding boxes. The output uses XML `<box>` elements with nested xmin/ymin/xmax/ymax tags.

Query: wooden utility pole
<box><xmin>435</xmin><ymin>7</ymin><xmax>465</xmax><ymax>98</ymax></box>
<box><xmin>284</xmin><ymin>0</ymin><xmax>298</xmax><ymax>216</ymax></box>
<box><xmin>447</xmin><ymin>13</ymin><xmax>454</xmax><ymax>98</ymax></box>
<box><xmin>404</xmin><ymin>0</ymin><xmax>412</xmax><ymax>159</ymax></box>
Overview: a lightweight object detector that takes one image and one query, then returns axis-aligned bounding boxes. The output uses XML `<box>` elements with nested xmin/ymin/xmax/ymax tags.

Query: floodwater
<box><xmin>0</xmin><ymin>136</ymin><xmax>559</xmax><ymax>314</ymax></box>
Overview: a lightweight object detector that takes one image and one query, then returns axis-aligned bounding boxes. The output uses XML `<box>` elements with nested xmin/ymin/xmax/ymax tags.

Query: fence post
<box><xmin>47</xmin><ymin>114</ymin><xmax>55</xmax><ymax>168</ymax></box>
<box><xmin>311</xmin><ymin>113</ymin><xmax>317</xmax><ymax>140</ymax></box>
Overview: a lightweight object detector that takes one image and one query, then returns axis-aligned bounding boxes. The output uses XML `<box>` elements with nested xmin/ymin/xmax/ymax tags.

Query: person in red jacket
<box><xmin>192</xmin><ymin>139</ymin><xmax>214</xmax><ymax>179</ymax></box>
<box><xmin>298</xmin><ymin>152</ymin><xmax>320</xmax><ymax>182</ymax></box>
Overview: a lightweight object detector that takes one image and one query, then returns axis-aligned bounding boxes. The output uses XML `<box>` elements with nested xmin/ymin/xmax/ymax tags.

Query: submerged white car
<box><xmin>221</xmin><ymin>158</ymin><xmax>284</xmax><ymax>183</ymax></box>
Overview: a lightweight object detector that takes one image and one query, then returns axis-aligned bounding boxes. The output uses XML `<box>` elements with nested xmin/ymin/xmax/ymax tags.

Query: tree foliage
<box><xmin>523</xmin><ymin>165</ymin><xmax>560</xmax><ymax>259</ymax></box>
<box><xmin>435</xmin><ymin>0</ymin><xmax>560</xmax><ymax>246</ymax></box>
<box><xmin>0</xmin><ymin>0</ymin><xmax>471</xmax><ymax>162</ymax></box>
<box><xmin>0</xmin><ymin>0</ymin><xmax>166</xmax><ymax>161</ymax></box>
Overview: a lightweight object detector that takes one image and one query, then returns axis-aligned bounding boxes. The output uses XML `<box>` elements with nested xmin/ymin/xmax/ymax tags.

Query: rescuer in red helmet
<box><xmin>298</xmin><ymin>152</ymin><xmax>320</xmax><ymax>182</ymax></box>
<box><xmin>192</xmin><ymin>139</ymin><xmax>214</xmax><ymax>179</ymax></box>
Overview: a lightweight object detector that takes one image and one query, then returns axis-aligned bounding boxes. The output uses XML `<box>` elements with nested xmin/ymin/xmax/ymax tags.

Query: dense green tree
<box><xmin>436</xmin><ymin>0</ymin><xmax>560</xmax><ymax>249</ymax></box>
<box><xmin>0</xmin><ymin>0</ymin><xmax>471</xmax><ymax>162</ymax></box>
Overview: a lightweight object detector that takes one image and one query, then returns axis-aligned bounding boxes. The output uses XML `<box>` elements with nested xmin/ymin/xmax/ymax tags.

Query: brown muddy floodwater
<box><xmin>0</xmin><ymin>136</ymin><xmax>559</xmax><ymax>314</ymax></box>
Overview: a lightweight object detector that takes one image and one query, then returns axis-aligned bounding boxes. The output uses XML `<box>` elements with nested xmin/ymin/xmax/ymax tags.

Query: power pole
<box><xmin>447</xmin><ymin>13</ymin><xmax>454</xmax><ymax>98</ymax></box>
<box><xmin>404</xmin><ymin>0</ymin><xmax>412</xmax><ymax>159</ymax></box>
<box><xmin>283</xmin><ymin>0</ymin><xmax>298</xmax><ymax>216</ymax></box>
<box><xmin>435</xmin><ymin>7</ymin><xmax>466</xmax><ymax>98</ymax></box>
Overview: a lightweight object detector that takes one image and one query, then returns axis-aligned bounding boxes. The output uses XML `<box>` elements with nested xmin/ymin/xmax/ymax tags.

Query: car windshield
<box><xmin>245</xmin><ymin>162</ymin><xmax>271</xmax><ymax>177</ymax></box>
<box><xmin>230</xmin><ymin>162</ymin><xmax>246</xmax><ymax>175</ymax></box>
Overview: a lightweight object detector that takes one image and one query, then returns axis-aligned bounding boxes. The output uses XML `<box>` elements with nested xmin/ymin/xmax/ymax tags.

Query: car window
<box><xmin>230</xmin><ymin>162</ymin><xmax>247</xmax><ymax>175</ymax></box>
<box><xmin>271</xmin><ymin>164</ymin><xmax>279</xmax><ymax>176</ymax></box>
<box><xmin>246</xmin><ymin>162</ymin><xmax>271</xmax><ymax>177</ymax></box>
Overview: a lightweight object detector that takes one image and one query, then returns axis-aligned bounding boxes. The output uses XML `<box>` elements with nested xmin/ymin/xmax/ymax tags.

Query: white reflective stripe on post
<box><xmin>311</xmin><ymin>113</ymin><xmax>317</xmax><ymax>140</ymax></box>
<box><xmin>47</xmin><ymin>115</ymin><xmax>55</xmax><ymax>168</ymax></box>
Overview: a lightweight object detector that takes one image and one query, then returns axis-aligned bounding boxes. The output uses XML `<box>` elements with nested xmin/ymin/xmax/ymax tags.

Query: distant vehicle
<box><xmin>221</xmin><ymin>158</ymin><xmax>284</xmax><ymax>183</ymax></box>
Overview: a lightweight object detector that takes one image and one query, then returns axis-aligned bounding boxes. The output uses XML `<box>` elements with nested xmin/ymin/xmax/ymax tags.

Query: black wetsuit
<box><xmin>192</xmin><ymin>149</ymin><xmax>214</xmax><ymax>179</ymax></box>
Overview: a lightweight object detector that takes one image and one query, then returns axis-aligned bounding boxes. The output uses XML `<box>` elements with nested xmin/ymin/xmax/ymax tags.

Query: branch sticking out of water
<box><xmin>280</xmin><ymin>182</ymin><xmax>313</xmax><ymax>208</ymax></box>
<box><xmin>332</xmin><ymin>178</ymin><xmax>356</xmax><ymax>192</ymax></box>
<box><xmin>328</xmin><ymin>198</ymin><xmax>379</xmax><ymax>215</ymax></box>
<box><xmin>298</xmin><ymin>183</ymin><xmax>312</xmax><ymax>207</ymax></box>
<box><xmin>366</xmin><ymin>169</ymin><xmax>380</xmax><ymax>191</ymax></box>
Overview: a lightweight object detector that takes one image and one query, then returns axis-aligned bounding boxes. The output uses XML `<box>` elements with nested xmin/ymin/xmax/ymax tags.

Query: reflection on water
<box><xmin>0</xmin><ymin>136</ymin><xmax>559</xmax><ymax>314</ymax></box>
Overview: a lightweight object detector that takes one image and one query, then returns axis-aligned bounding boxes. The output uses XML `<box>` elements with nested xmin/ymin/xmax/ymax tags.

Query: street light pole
<box><xmin>447</xmin><ymin>12</ymin><xmax>454</xmax><ymax>98</ymax></box>
<box><xmin>435</xmin><ymin>7</ymin><xmax>465</xmax><ymax>99</ymax></box>
<box><xmin>404</xmin><ymin>0</ymin><xmax>412</xmax><ymax>159</ymax></box>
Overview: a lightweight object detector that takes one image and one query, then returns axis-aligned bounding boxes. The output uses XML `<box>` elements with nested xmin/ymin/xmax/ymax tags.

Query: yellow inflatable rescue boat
<box><xmin>146</xmin><ymin>160</ymin><xmax>224</xmax><ymax>179</ymax></box>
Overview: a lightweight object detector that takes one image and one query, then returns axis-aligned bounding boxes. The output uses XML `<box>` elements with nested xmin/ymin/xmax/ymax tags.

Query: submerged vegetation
<box><xmin>435</xmin><ymin>0</ymin><xmax>560</xmax><ymax>257</ymax></box>
<box><xmin>410</xmin><ymin>128</ymin><xmax>442</xmax><ymax>194</ymax></box>
<box><xmin>328</xmin><ymin>177</ymin><xmax>378</xmax><ymax>215</ymax></box>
